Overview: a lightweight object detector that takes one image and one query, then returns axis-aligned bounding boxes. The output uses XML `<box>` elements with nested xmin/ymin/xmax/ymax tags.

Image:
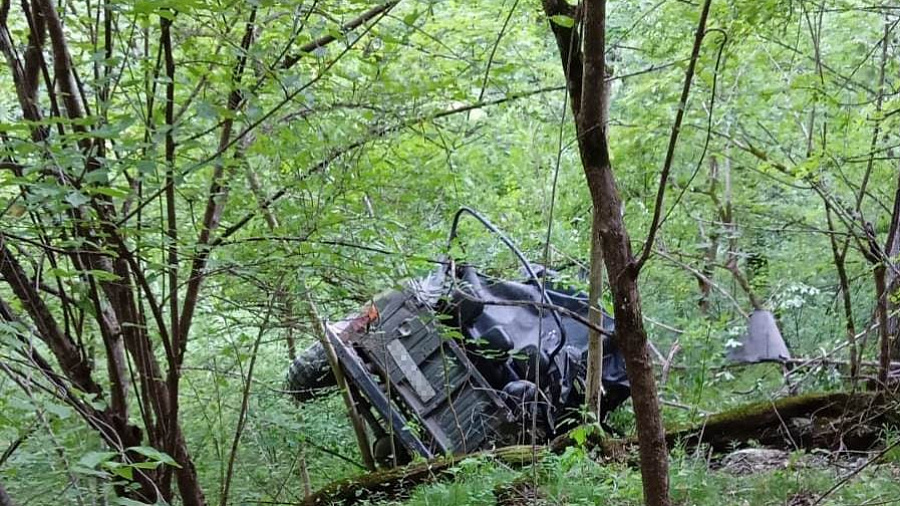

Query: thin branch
<box><xmin>282</xmin><ymin>1</ymin><xmax>399</xmax><ymax>69</ymax></box>
<box><xmin>654</xmin><ymin>248</ymin><xmax>749</xmax><ymax>318</ymax></box>
<box><xmin>179</xmin><ymin>7</ymin><xmax>258</xmax><ymax>350</ymax></box>
<box><xmin>33</xmin><ymin>0</ymin><xmax>89</xmax><ymax>148</ymax></box>
<box><xmin>633</xmin><ymin>0</ymin><xmax>713</xmax><ymax>273</ymax></box>
<box><xmin>219</xmin><ymin>300</ymin><xmax>273</xmax><ymax>506</ymax></box>
<box><xmin>475</xmin><ymin>0</ymin><xmax>519</xmax><ymax>104</ymax></box>
<box><xmin>853</xmin><ymin>18</ymin><xmax>890</xmax><ymax>217</ymax></box>
<box><xmin>0</xmin><ymin>237</ymin><xmax>102</xmax><ymax>395</ymax></box>
<box><xmin>160</xmin><ymin>13</ymin><xmax>179</xmax><ymax>368</ymax></box>
<box><xmin>117</xmin><ymin>7</ymin><xmax>390</xmax><ymax>228</ymax></box>
<box><xmin>812</xmin><ymin>438</ymin><xmax>900</xmax><ymax>505</ymax></box>
<box><xmin>212</xmin><ymin>86</ymin><xmax>566</xmax><ymax>245</ymax></box>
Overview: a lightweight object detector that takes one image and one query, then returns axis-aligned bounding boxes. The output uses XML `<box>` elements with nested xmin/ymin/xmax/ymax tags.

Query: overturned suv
<box><xmin>287</xmin><ymin>262</ymin><xmax>630</xmax><ymax>463</ymax></box>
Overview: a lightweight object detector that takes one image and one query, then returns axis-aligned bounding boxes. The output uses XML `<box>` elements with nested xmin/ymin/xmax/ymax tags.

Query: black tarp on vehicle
<box><xmin>440</xmin><ymin>264</ymin><xmax>630</xmax><ymax>427</ymax></box>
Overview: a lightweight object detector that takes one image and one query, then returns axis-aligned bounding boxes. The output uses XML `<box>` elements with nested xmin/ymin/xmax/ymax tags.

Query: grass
<box><xmin>369</xmin><ymin>448</ymin><xmax>900</xmax><ymax>506</ymax></box>
<box><xmin>307</xmin><ymin>363</ymin><xmax>891</xmax><ymax>506</ymax></box>
<box><xmin>368</xmin><ymin>455</ymin><xmax>519</xmax><ymax>506</ymax></box>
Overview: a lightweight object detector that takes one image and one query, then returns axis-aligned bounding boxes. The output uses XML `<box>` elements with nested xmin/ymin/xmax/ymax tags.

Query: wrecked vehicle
<box><xmin>287</xmin><ymin>208</ymin><xmax>630</xmax><ymax>462</ymax></box>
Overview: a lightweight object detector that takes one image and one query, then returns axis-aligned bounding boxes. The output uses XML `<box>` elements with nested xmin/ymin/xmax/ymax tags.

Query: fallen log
<box><xmin>308</xmin><ymin>392</ymin><xmax>898</xmax><ymax>505</ymax></box>
<box><xmin>304</xmin><ymin>445</ymin><xmax>541</xmax><ymax>505</ymax></box>
<box><xmin>667</xmin><ymin>391</ymin><xmax>894</xmax><ymax>452</ymax></box>
<box><xmin>551</xmin><ymin>392</ymin><xmax>896</xmax><ymax>456</ymax></box>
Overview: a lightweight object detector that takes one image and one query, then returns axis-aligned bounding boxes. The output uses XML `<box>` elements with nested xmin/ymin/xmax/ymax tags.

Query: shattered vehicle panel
<box><xmin>287</xmin><ymin>263</ymin><xmax>631</xmax><ymax>461</ymax></box>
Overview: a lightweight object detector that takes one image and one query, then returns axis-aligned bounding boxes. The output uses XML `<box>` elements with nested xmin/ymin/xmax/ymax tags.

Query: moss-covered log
<box><xmin>550</xmin><ymin>391</ymin><xmax>896</xmax><ymax>456</ymax></box>
<box><xmin>309</xmin><ymin>392</ymin><xmax>897</xmax><ymax>505</ymax></box>
<box><xmin>667</xmin><ymin>391</ymin><xmax>892</xmax><ymax>452</ymax></box>
<box><xmin>304</xmin><ymin>445</ymin><xmax>542</xmax><ymax>505</ymax></box>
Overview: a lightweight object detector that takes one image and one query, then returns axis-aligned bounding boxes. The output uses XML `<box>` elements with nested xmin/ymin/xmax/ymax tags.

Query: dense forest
<box><xmin>2</xmin><ymin>0</ymin><xmax>900</xmax><ymax>504</ymax></box>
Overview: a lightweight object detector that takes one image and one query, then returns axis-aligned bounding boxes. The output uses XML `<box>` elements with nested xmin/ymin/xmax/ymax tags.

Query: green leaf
<box><xmin>130</xmin><ymin>461</ymin><xmax>163</xmax><ymax>470</ymax></box>
<box><xmin>44</xmin><ymin>401</ymin><xmax>73</xmax><ymax>419</ymax></box>
<box><xmin>572</xmin><ymin>425</ymin><xmax>588</xmax><ymax>446</ymax></box>
<box><xmin>86</xmin><ymin>270</ymin><xmax>121</xmax><ymax>282</ymax></box>
<box><xmin>127</xmin><ymin>446</ymin><xmax>182</xmax><ymax>468</ymax></box>
<box><xmin>78</xmin><ymin>451</ymin><xmax>117</xmax><ymax>469</ymax></box>
<box><xmin>45</xmin><ymin>267</ymin><xmax>74</xmax><ymax>278</ymax></box>
<box><xmin>549</xmin><ymin>14</ymin><xmax>575</xmax><ymax>28</ymax></box>
<box><xmin>64</xmin><ymin>190</ymin><xmax>90</xmax><ymax>207</ymax></box>
<box><xmin>113</xmin><ymin>499</ymin><xmax>155</xmax><ymax>506</ymax></box>
<box><xmin>106</xmin><ymin>462</ymin><xmax>134</xmax><ymax>480</ymax></box>
<box><xmin>88</xmin><ymin>186</ymin><xmax>131</xmax><ymax>199</ymax></box>
<box><xmin>403</xmin><ymin>10</ymin><xmax>422</xmax><ymax>26</ymax></box>
<box><xmin>72</xmin><ymin>465</ymin><xmax>110</xmax><ymax>478</ymax></box>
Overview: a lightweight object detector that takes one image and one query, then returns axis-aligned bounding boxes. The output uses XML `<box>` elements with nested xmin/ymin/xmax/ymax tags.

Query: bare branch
<box><xmin>283</xmin><ymin>1</ymin><xmax>399</xmax><ymax>69</ymax></box>
<box><xmin>179</xmin><ymin>7</ymin><xmax>258</xmax><ymax>351</ymax></box>
<box><xmin>0</xmin><ymin>235</ymin><xmax>102</xmax><ymax>396</ymax></box>
<box><xmin>212</xmin><ymin>86</ymin><xmax>565</xmax><ymax>245</ymax></box>
<box><xmin>33</xmin><ymin>0</ymin><xmax>88</xmax><ymax>142</ymax></box>
<box><xmin>633</xmin><ymin>0</ymin><xmax>713</xmax><ymax>273</ymax></box>
<box><xmin>160</xmin><ymin>12</ymin><xmax>180</xmax><ymax>376</ymax></box>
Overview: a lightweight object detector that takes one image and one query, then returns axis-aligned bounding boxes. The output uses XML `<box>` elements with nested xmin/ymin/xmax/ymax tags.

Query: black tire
<box><xmin>286</xmin><ymin>341</ymin><xmax>335</xmax><ymax>402</ymax></box>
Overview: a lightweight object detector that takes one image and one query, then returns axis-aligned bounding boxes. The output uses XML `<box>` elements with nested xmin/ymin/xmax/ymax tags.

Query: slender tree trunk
<box><xmin>594</xmin><ymin>199</ymin><xmax>671</xmax><ymax>506</ymax></box>
<box><xmin>864</xmin><ymin>164</ymin><xmax>900</xmax><ymax>388</ymax></box>
<box><xmin>889</xmin><ymin>274</ymin><xmax>900</xmax><ymax>360</ymax></box>
<box><xmin>825</xmin><ymin>203</ymin><xmax>859</xmax><ymax>380</ymax></box>
<box><xmin>299</xmin><ymin>449</ymin><xmax>313</xmax><ymax>499</ymax></box>
<box><xmin>304</xmin><ymin>290</ymin><xmax>377</xmax><ymax>471</ymax></box>
<box><xmin>876</xmin><ymin>264</ymin><xmax>890</xmax><ymax>388</ymax></box>
<box><xmin>585</xmin><ymin>64</ymin><xmax>611</xmax><ymax>422</ymax></box>
<box><xmin>727</xmin><ymin>261</ymin><xmax>763</xmax><ymax>311</ymax></box>
<box><xmin>0</xmin><ymin>480</ymin><xmax>15</xmax><ymax>506</ymax></box>
<box><xmin>172</xmin><ymin>429</ymin><xmax>206</xmax><ymax>506</ymax></box>
<box><xmin>220</xmin><ymin>305</ymin><xmax>272</xmax><ymax>506</ymax></box>
<box><xmin>697</xmin><ymin>240</ymin><xmax>716</xmax><ymax>315</ymax></box>
<box><xmin>885</xmin><ymin>164</ymin><xmax>900</xmax><ymax>361</ymax></box>
<box><xmin>283</xmin><ymin>294</ymin><xmax>299</xmax><ymax>360</ymax></box>
<box><xmin>697</xmin><ymin>156</ymin><xmax>722</xmax><ymax>316</ymax></box>
<box><xmin>244</xmin><ymin>165</ymin><xmax>299</xmax><ymax>360</ymax></box>
<box><xmin>559</xmin><ymin>0</ymin><xmax>671</xmax><ymax>503</ymax></box>
<box><xmin>585</xmin><ymin>210</ymin><xmax>605</xmax><ymax>420</ymax></box>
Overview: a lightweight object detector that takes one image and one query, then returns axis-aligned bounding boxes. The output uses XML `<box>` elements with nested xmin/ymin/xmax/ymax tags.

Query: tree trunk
<box><xmin>825</xmin><ymin>203</ymin><xmax>859</xmax><ymax>380</ymax></box>
<box><xmin>172</xmin><ymin>429</ymin><xmax>206</xmax><ymax>506</ymax></box>
<box><xmin>585</xmin><ymin>210</ymin><xmax>605</xmax><ymax>420</ymax></box>
<box><xmin>0</xmin><ymin>480</ymin><xmax>15</xmax><ymax>506</ymax></box>
<box><xmin>304</xmin><ymin>290</ymin><xmax>377</xmax><ymax>471</ymax></box>
<box><xmin>584</xmin><ymin>70</ymin><xmax>611</xmax><ymax>422</ymax></box>
<box><xmin>588</xmin><ymin>170</ymin><xmax>671</xmax><ymax>506</ymax></box>
<box><xmin>876</xmin><ymin>264</ymin><xmax>890</xmax><ymax>389</ymax></box>
<box><xmin>300</xmin><ymin>448</ymin><xmax>313</xmax><ymax>499</ymax></box>
<box><xmin>885</xmin><ymin>165</ymin><xmax>900</xmax><ymax>361</ymax></box>
<box><xmin>889</xmin><ymin>274</ymin><xmax>900</xmax><ymax>361</ymax></box>
<box><xmin>555</xmin><ymin>0</ymin><xmax>671</xmax><ymax>503</ymax></box>
<box><xmin>697</xmin><ymin>155</ymin><xmax>729</xmax><ymax>317</ymax></box>
<box><xmin>697</xmin><ymin>240</ymin><xmax>716</xmax><ymax>316</ymax></box>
